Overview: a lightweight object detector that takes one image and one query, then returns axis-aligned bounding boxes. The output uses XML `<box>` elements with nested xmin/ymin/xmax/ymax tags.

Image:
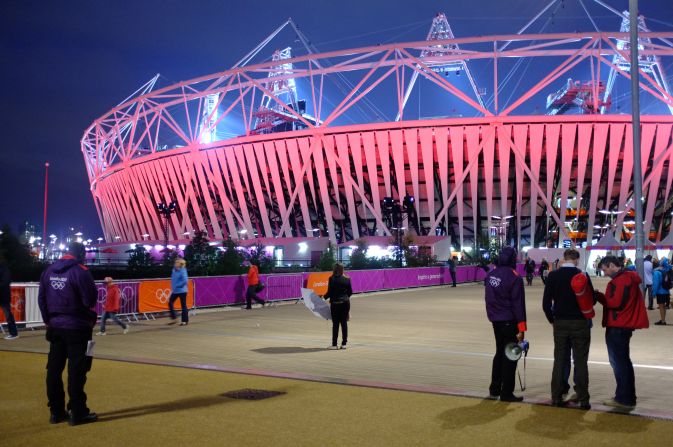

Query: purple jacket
<box><xmin>38</xmin><ymin>255</ymin><xmax>98</xmax><ymax>330</ymax></box>
<box><xmin>484</xmin><ymin>247</ymin><xmax>527</xmax><ymax>332</ymax></box>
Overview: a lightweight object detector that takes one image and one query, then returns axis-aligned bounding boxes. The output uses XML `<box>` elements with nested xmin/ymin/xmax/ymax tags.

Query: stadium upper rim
<box><xmin>81</xmin><ymin>31</ymin><xmax>673</xmax><ymax>183</ymax></box>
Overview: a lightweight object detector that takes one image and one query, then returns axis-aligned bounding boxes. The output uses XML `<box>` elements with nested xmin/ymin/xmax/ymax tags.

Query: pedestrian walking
<box><xmin>168</xmin><ymin>258</ymin><xmax>189</xmax><ymax>325</ymax></box>
<box><xmin>542</xmin><ymin>249</ymin><xmax>593</xmax><ymax>410</ymax></box>
<box><xmin>245</xmin><ymin>260</ymin><xmax>266</xmax><ymax>309</ymax></box>
<box><xmin>596</xmin><ymin>256</ymin><xmax>649</xmax><ymax>411</ymax></box>
<box><xmin>652</xmin><ymin>257</ymin><xmax>671</xmax><ymax>325</ymax></box>
<box><xmin>448</xmin><ymin>256</ymin><xmax>457</xmax><ymax>287</ymax></box>
<box><xmin>324</xmin><ymin>262</ymin><xmax>352</xmax><ymax>349</ymax></box>
<box><xmin>37</xmin><ymin>242</ymin><xmax>98</xmax><ymax>425</ymax></box>
<box><xmin>484</xmin><ymin>246</ymin><xmax>527</xmax><ymax>402</ymax></box>
<box><xmin>0</xmin><ymin>255</ymin><xmax>19</xmax><ymax>340</ymax></box>
<box><xmin>96</xmin><ymin>277</ymin><xmax>129</xmax><ymax>335</ymax></box>
<box><xmin>525</xmin><ymin>259</ymin><xmax>536</xmax><ymax>286</ymax></box>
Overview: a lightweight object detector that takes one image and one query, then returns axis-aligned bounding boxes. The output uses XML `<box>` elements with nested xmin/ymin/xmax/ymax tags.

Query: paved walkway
<box><xmin>3</xmin><ymin>279</ymin><xmax>672</xmax><ymax>419</ymax></box>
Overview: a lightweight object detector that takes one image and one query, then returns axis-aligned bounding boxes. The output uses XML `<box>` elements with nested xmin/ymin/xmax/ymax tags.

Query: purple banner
<box><xmin>347</xmin><ymin>269</ymin><xmax>386</xmax><ymax>293</ymax></box>
<box><xmin>193</xmin><ymin>276</ymin><xmax>246</xmax><ymax>307</ymax></box>
<box><xmin>131</xmin><ymin>265</ymin><xmax>493</xmax><ymax>311</ymax></box>
<box><xmin>95</xmin><ymin>282</ymin><xmax>139</xmax><ymax>315</ymax></box>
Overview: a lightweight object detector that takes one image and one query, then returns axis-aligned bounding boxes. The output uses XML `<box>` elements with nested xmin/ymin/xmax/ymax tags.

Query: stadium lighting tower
<box><xmin>395</xmin><ymin>12</ymin><xmax>484</xmax><ymax>121</ymax></box>
<box><xmin>601</xmin><ymin>7</ymin><xmax>673</xmax><ymax>115</ymax></box>
<box><xmin>156</xmin><ymin>201</ymin><xmax>177</xmax><ymax>249</ymax></box>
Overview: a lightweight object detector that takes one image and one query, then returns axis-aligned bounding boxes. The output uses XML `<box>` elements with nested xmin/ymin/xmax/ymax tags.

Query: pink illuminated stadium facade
<box><xmin>81</xmin><ymin>23</ymin><xmax>673</xmax><ymax>250</ymax></box>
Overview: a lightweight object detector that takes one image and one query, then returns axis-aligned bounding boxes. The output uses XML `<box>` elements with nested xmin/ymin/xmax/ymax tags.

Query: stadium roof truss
<box><xmin>82</xmin><ymin>31</ymin><xmax>673</xmax><ymax>245</ymax></box>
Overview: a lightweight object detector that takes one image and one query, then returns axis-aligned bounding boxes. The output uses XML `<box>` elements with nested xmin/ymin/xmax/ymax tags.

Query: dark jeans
<box><xmin>246</xmin><ymin>285</ymin><xmax>265</xmax><ymax>309</ymax></box>
<box><xmin>0</xmin><ymin>301</ymin><xmax>18</xmax><ymax>336</ymax></box>
<box><xmin>605</xmin><ymin>327</ymin><xmax>636</xmax><ymax>406</ymax></box>
<box><xmin>551</xmin><ymin>320</ymin><xmax>591</xmax><ymax>403</ymax></box>
<box><xmin>46</xmin><ymin>327</ymin><xmax>93</xmax><ymax>418</ymax></box>
<box><xmin>169</xmin><ymin>292</ymin><xmax>189</xmax><ymax>323</ymax></box>
<box><xmin>526</xmin><ymin>273</ymin><xmax>534</xmax><ymax>285</ymax></box>
<box><xmin>331</xmin><ymin>300</ymin><xmax>350</xmax><ymax>346</ymax></box>
<box><xmin>449</xmin><ymin>270</ymin><xmax>457</xmax><ymax>287</ymax></box>
<box><xmin>489</xmin><ymin>321</ymin><xmax>519</xmax><ymax>398</ymax></box>
<box><xmin>100</xmin><ymin>311</ymin><xmax>127</xmax><ymax>332</ymax></box>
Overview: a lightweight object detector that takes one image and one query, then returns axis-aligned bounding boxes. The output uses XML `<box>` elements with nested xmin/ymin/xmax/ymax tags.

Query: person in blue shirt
<box><xmin>651</xmin><ymin>258</ymin><xmax>670</xmax><ymax>325</ymax></box>
<box><xmin>169</xmin><ymin>258</ymin><xmax>189</xmax><ymax>326</ymax></box>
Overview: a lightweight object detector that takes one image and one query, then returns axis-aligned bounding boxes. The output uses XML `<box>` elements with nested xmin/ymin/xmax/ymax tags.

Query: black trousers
<box><xmin>46</xmin><ymin>327</ymin><xmax>93</xmax><ymax>418</ymax></box>
<box><xmin>551</xmin><ymin>319</ymin><xmax>591</xmax><ymax>403</ymax></box>
<box><xmin>489</xmin><ymin>321</ymin><xmax>519</xmax><ymax>398</ymax></box>
<box><xmin>246</xmin><ymin>285</ymin><xmax>265</xmax><ymax>309</ymax></box>
<box><xmin>331</xmin><ymin>301</ymin><xmax>350</xmax><ymax>346</ymax></box>
<box><xmin>169</xmin><ymin>293</ymin><xmax>189</xmax><ymax>323</ymax></box>
<box><xmin>449</xmin><ymin>270</ymin><xmax>457</xmax><ymax>287</ymax></box>
<box><xmin>0</xmin><ymin>301</ymin><xmax>18</xmax><ymax>336</ymax></box>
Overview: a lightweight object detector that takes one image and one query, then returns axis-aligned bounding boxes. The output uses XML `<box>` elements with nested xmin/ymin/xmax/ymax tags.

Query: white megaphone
<box><xmin>505</xmin><ymin>340</ymin><xmax>529</xmax><ymax>361</ymax></box>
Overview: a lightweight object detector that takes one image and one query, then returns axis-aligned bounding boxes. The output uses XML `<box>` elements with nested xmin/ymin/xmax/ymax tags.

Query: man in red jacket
<box><xmin>597</xmin><ymin>256</ymin><xmax>649</xmax><ymax>410</ymax></box>
<box><xmin>96</xmin><ymin>277</ymin><xmax>129</xmax><ymax>336</ymax></box>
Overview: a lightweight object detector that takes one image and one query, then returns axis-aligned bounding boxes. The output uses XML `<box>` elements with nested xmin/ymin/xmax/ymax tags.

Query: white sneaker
<box><xmin>123</xmin><ymin>326</ymin><xmax>130</xmax><ymax>334</ymax></box>
<box><xmin>4</xmin><ymin>334</ymin><xmax>19</xmax><ymax>340</ymax></box>
<box><xmin>95</xmin><ymin>332</ymin><xmax>106</xmax><ymax>336</ymax></box>
<box><xmin>328</xmin><ymin>345</ymin><xmax>339</xmax><ymax>350</ymax></box>
<box><xmin>340</xmin><ymin>345</ymin><xmax>348</xmax><ymax>350</ymax></box>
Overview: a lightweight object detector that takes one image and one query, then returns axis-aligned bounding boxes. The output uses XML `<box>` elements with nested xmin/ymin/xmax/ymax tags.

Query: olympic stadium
<box><xmin>81</xmin><ymin>3</ymin><xmax>673</xmax><ymax>262</ymax></box>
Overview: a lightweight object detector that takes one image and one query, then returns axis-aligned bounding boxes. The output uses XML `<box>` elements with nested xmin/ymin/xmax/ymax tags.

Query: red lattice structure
<box><xmin>81</xmin><ymin>31</ymin><xmax>673</xmax><ymax>249</ymax></box>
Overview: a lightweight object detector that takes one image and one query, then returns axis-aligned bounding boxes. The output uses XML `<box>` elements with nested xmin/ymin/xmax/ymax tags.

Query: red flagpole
<box><xmin>43</xmin><ymin>162</ymin><xmax>49</xmax><ymax>252</ymax></box>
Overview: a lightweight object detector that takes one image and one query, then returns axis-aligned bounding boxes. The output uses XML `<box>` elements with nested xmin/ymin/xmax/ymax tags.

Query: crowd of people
<box><xmin>486</xmin><ymin>247</ymin><xmax>650</xmax><ymax>411</ymax></box>
<box><xmin>4</xmin><ymin>239</ymin><xmax>663</xmax><ymax>426</ymax></box>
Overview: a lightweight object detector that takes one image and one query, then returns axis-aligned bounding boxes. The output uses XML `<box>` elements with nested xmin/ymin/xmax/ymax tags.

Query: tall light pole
<box><xmin>629</xmin><ymin>0</ymin><xmax>646</xmax><ymax>283</ymax></box>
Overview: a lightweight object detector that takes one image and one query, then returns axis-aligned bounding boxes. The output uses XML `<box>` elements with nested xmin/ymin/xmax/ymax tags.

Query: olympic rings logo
<box><xmin>51</xmin><ymin>281</ymin><xmax>66</xmax><ymax>290</ymax></box>
<box><xmin>155</xmin><ymin>288</ymin><xmax>171</xmax><ymax>304</ymax></box>
<box><xmin>121</xmin><ymin>286</ymin><xmax>134</xmax><ymax>304</ymax></box>
<box><xmin>97</xmin><ymin>285</ymin><xmax>137</xmax><ymax>306</ymax></box>
<box><xmin>11</xmin><ymin>299</ymin><xmax>24</xmax><ymax>312</ymax></box>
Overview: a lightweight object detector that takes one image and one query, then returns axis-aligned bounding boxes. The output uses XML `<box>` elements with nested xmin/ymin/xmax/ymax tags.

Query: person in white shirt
<box><xmin>644</xmin><ymin>255</ymin><xmax>654</xmax><ymax>310</ymax></box>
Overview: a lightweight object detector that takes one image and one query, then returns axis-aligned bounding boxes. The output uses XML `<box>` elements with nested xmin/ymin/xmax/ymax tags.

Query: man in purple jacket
<box><xmin>38</xmin><ymin>242</ymin><xmax>98</xmax><ymax>426</ymax></box>
<box><xmin>484</xmin><ymin>246</ymin><xmax>527</xmax><ymax>402</ymax></box>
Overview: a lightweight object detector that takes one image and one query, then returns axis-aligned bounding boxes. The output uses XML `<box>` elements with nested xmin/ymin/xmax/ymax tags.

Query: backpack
<box><xmin>661</xmin><ymin>270</ymin><xmax>673</xmax><ymax>291</ymax></box>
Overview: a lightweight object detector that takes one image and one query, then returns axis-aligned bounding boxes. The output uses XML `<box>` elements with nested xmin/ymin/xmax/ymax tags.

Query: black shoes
<box><xmin>551</xmin><ymin>400</ymin><xmax>567</xmax><ymax>407</ymax></box>
<box><xmin>647</xmin><ymin>307</ymin><xmax>654</xmax><ymax>310</ymax></box>
<box><xmin>500</xmin><ymin>395</ymin><xmax>524</xmax><ymax>402</ymax></box>
<box><xmin>49</xmin><ymin>412</ymin><xmax>69</xmax><ymax>424</ymax></box>
<box><xmin>69</xmin><ymin>412</ymin><xmax>98</xmax><ymax>426</ymax></box>
<box><xmin>579</xmin><ymin>402</ymin><xmax>591</xmax><ymax>410</ymax></box>
<box><xmin>654</xmin><ymin>320</ymin><xmax>667</xmax><ymax>326</ymax></box>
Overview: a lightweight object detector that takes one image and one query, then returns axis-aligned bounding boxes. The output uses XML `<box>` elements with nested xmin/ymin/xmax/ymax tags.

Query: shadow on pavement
<box><xmin>438</xmin><ymin>399</ymin><xmax>515</xmax><ymax>430</ymax></box>
<box><xmin>99</xmin><ymin>395</ymin><xmax>235</xmax><ymax>422</ymax></box>
<box><xmin>252</xmin><ymin>346</ymin><xmax>330</xmax><ymax>354</ymax></box>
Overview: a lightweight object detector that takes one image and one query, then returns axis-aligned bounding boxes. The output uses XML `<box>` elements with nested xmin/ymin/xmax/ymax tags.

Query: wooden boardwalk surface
<box><xmin>3</xmin><ymin>279</ymin><xmax>672</xmax><ymax>418</ymax></box>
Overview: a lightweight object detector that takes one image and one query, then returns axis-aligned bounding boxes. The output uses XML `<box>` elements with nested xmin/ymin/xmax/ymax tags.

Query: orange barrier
<box><xmin>138</xmin><ymin>280</ymin><xmax>194</xmax><ymax>313</ymax></box>
<box><xmin>305</xmin><ymin>272</ymin><xmax>332</xmax><ymax>296</ymax></box>
<box><xmin>0</xmin><ymin>287</ymin><xmax>25</xmax><ymax>323</ymax></box>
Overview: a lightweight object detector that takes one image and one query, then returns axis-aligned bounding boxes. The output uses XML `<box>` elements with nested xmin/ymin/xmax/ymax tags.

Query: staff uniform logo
<box><xmin>489</xmin><ymin>276</ymin><xmax>502</xmax><ymax>288</ymax></box>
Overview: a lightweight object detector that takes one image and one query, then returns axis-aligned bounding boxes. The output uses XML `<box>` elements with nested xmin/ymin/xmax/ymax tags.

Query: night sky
<box><xmin>1</xmin><ymin>0</ymin><xmax>671</xmax><ymax>240</ymax></box>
